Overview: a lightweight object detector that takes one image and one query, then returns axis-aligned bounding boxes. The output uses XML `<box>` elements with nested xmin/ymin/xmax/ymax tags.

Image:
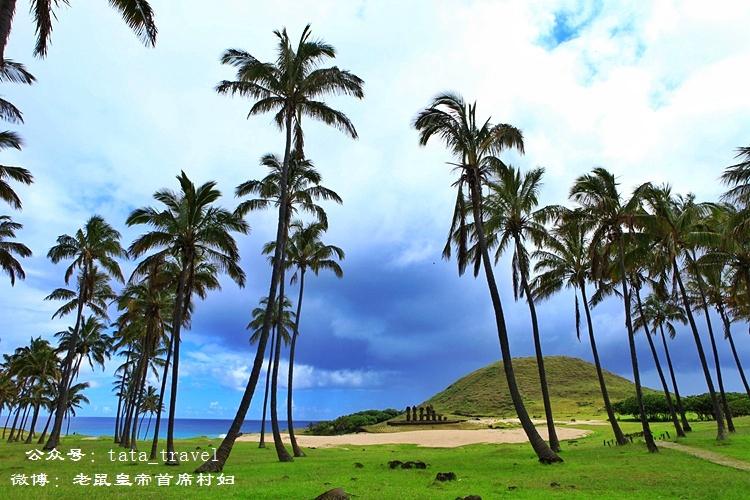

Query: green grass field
<box><xmin>0</xmin><ymin>418</ymin><xmax>748</xmax><ymax>499</ymax></box>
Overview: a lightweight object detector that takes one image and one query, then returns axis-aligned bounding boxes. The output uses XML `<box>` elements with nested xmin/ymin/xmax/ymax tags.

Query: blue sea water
<box><xmin>4</xmin><ymin>416</ymin><xmax>319</xmax><ymax>439</ymax></box>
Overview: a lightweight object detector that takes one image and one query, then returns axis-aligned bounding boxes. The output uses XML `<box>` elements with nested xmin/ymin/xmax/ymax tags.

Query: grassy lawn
<box><xmin>0</xmin><ymin>419</ymin><xmax>747</xmax><ymax>499</ymax></box>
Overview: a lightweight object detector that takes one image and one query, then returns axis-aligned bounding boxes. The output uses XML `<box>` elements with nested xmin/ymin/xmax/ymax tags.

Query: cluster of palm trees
<box><xmin>1</xmin><ymin>5</ymin><xmax>748</xmax><ymax>473</ymax></box>
<box><xmin>0</xmin><ymin>23</ymin><xmax>355</xmax><ymax>471</ymax></box>
<box><xmin>415</xmin><ymin>92</ymin><xmax>750</xmax><ymax>463</ymax></box>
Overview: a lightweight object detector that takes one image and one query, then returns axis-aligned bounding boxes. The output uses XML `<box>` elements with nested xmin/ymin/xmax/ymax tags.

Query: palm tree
<box><xmin>533</xmin><ymin>209</ymin><xmax>628</xmax><ymax>444</ymax></box>
<box><xmin>44</xmin><ymin>215</ymin><xmax>124</xmax><ymax>450</ymax></box>
<box><xmin>276</xmin><ymin>220</ymin><xmax>343</xmax><ymax>457</ymax></box>
<box><xmin>0</xmin><ymin>132</ymin><xmax>32</xmax><ymax>209</ymax></box>
<box><xmin>635</xmin><ymin>292</ymin><xmax>692</xmax><ymax>431</ymax></box>
<box><xmin>484</xmin><ymin>165</ymin><xmax>560</xmax><ymax>452</ymax></box>
<box><xmin>200</xmin><ymin>25</ymin><xmax>363</xmax><ymax>472</ymax></box>
<box><xmin>0</xmin><ymin>0</ymin><xmax>157</xmax><ymax>63</ymax></box>
<box><xmin>721</xmin><ymin>147</ymin><xmax>750</xmax><ymax>208</ymax></box>
<box><xmin>63</xmin><ymin>382</ymin><xmax>89</xmax><ymax>436</ymax></box>
<box><xmin>629</xmin><ymin>272</ymin><xmax>685</xmax><ymax>438</ymax></box>
<box><xmin>413</xmin><ymin>92</ymin><xmax>561</xmax><ymax>463</ymax></box>
<box><xmin>640</xmin><ymin>184</ymin><xmax>727</xmax><ymax>440</ymax></box>
<box><xmin>138</xmin><ymin>386</ymin><xmax>159</xmax><ymax>440</ymax></box>
<box><xmin>54</xmin><ymin>316</ymin><xmax>111</xmax><ymax>389</ymax></box>
<box><xmin>570</xmin><ymin>168</ymin><xmax>658</xmax><ymax>452</ymax></box>
<box><xmin>127</xmin><ymin>171</ymin><xmax>247</xmax><ymax>465</ymax></box>
<box><xmin>0</xmin><ymin>215</ymin><xmax>30</xmax><ymax>285</ymax></box>
<box><xmin>247</xmin><ymin>296</ymin><xmax>294</xmax><ymax>449</ymax></box>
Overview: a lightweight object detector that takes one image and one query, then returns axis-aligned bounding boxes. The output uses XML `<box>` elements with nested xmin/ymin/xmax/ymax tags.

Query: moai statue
<box><xmin>432</xmin><ymin>410</ymin><xmax>437</xmax><ymax>422</ymax></box>
<box><xmin>419</xmin><ymin>407</ymin><xmax>425</xmax><ymax>421</ymax></box>
<box><xmin>406</xmin><ymin>406</ymin><xmax>411</xmax><ymax>421</ymax></box>
<box><xmin>412</xmin><ymin>405</ymin><xmax>417</xmax><ymax>419</ymax></box>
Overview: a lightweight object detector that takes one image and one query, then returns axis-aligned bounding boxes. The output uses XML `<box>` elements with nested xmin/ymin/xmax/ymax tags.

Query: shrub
<box><xmin>306</xmin><ymin>409</ymin><xmax>400</xmax><ymax>435</ymax></box>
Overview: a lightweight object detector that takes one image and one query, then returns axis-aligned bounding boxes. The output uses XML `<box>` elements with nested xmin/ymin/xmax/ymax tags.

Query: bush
<box><xmin>306</xmin><ymin>409</ymin><xmax>400</xmax><ymax>435</ymax></box>
<box><xmin>614</xmin><ymin>392</ymin><xmax>750</xmax><ymax>421</ymax></box>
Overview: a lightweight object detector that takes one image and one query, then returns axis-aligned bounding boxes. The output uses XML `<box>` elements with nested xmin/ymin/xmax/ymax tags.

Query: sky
<box><xmin>1</xmin><ymin>0</ymin><xmax>749</xmax><ymax>420</ymax></box>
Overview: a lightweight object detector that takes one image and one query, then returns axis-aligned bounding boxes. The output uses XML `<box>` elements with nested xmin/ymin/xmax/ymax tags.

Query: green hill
<box><xmin>425</xmin><ymin>355</ymin><xmax>655</xmax><ymax>419</ymax></box>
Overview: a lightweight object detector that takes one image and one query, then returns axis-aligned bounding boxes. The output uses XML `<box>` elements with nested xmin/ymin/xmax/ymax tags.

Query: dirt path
<box><xmin>659</xmin><ymin>441</ymin><xmax>750</xmax><ymax>472</ymax></box>
<box><xmin>236</xmin><ymin>427</ymin><xmax>590</xmax><ymax>448</ymax></box>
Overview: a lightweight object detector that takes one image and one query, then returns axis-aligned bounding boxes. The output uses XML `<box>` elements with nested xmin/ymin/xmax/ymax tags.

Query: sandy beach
<box><xmin>236</xmin><ymin>427</ymin><xmax>591</xmax><ymax>448</ymax></box>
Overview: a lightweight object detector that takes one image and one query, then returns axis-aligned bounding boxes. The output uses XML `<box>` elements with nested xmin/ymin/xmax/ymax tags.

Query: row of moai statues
<box><xmin>405</xmin><ymin>405</ymin><xmax>448</xmax><ymax>422</ymax></box>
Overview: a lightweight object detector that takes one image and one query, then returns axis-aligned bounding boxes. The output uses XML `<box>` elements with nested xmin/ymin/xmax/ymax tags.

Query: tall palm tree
<box><xmin>63</xmin><ymin>382</ymin><xmax>89</xmax><ymax>436</ymax></box>
<box><xmin>721</xmin><ymin>146</ymin><xmax>750</xmax><ymax>209</ymax></box>
<box><xmin>413</xmin><ymin>92</ymin><xmax>561</xmax><ymax>463</ymax></box>
<box><xmin>138</xmin><ymin>385</ymin><xmax>159</xmax><ymax>440</ymax></box>
<box><xmin>533</xmin><ymin>209</ymin><xmax>628</xmax><ymax>444</ymax></box>
<box><xmin>640</xmin><ymin>184</ymin><xmax>727</xmax><ymax>440</ymax></box>
<box><xmin>0</xmin><ymin>215</ymin><xmax>30</xmax><ymax>285</ymax></box>
<box><xmin>570</xmin><ymin>167</ymin><xmax>658</xmax><ymax>452</ymax></box>
<box><xmin>127</xmin><ymin>171</ymin><xmax>247</xmax><ymax>465</ymax></box>
<box><xmin>635</xmin><ymin>292</ymin><xmax>692</xmax><ymax>431</ymax></box>
<box><xmin>629</xmin><ymin>272</ymin><xmax>685</xmax><ymax>438</ymax></box>
<box><xmin>484</xmin><ymin>165</ymin><xmax>560</xmax><ymax>452</ymax></box>
<box><xmin>200</xmin><ymin>25</ymin><xmax>363</xmax><ymax>472</ymax></box>
<box><xmin>276</xmin><ymin>220</ymin><xmax>344</xmax><ymax>457</ymax></box>
<box><xmin>247</xmin><ymin>296</ymin><xmax>294</xmax><ymax>449</ymax></box>
<box><xmin>54</xmin><ymin>316</ymin><xmax>111</xmax><ymax>389</ymax></box>
<box><xmin>44</xmin><ymin>215</ymin><xmax>124</xmax><ymax>450</ymax></box>
<box><xmin>0</xmin><ymin>0</ymin><xmax>157</xmax><ymax>63</ymax></box>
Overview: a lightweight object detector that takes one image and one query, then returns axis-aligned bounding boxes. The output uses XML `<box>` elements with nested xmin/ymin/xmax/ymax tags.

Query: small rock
<box><xmin>435</xmin><ymin>472</ymin><xmax>457</xmax><ymax>482</ymax></box>
<box><xmin>314</xmin><ymin>487</ymin><xmax>351</xmax><ymax>500</ymax></box>
<box><xmin>353</xmin><ymin>462</ymin><xmax>364</xmax><ymax>468</ymax></box>
<box><xmin>457</xmin><ymin>496</ymin><xmax>482</xmax><ymax>500</ymax></box>
<box><xmin>508</xmin><ymin>486</ymin><xmax>517</xmax><ymax>491</ymax></box>
<box><xmin>550</xmin><ymin>482</ymin><xmax>560</xmax><ymax>488</ymax></box>
<box><xmin>388</xmin><ymin>460</ymin><xmax>403</xmax><ymax>469</ymax></box>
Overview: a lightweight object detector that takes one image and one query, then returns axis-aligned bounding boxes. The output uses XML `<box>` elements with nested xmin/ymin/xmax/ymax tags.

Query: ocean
<box><xmin>3</xmin><ymin>416</ymin><xmax>319</xmax><ymax>439</ymax></box>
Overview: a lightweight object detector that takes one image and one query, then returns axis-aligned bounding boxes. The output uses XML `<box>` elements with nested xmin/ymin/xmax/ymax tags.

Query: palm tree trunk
<box><xmin>195</xmin><ymin>108</ymin><xmax>295</xmax><ymax>473</ymax></box>
<box><xmin>37</xmin><ymin>411</ymin><xmax>52</xmax><ymax>444</ymax></box>
<box><xmin>287</xmin><ymin>268</ymin><xmax>306</xmax><ymax>457</ymax></box>
<box><xmin>7</xmin><ymin>403</ymin><xmax>21</xmax><ymax>442</ymax></box>
<box><xmin>144</xmin><ymin>413</ymin><xmax>152</xmax><ymax>440</ymax></box>
<box><xmin>633</xmin><ymin>285</ymin><xmax>684</xmax><ymax>437</ymax></box>
<box><xmin>271</xmin><ymin>265</ymin><xmax>293</xmax><ymax>462</ymax></box>
<box><xmin>673</xmin><ymin>258</ymin><xmax>726</xmax><ymax>440</ymax></box>
<box><xmin>24</xmin><ymin>403</ymin><xmax>41</xmax><ymax>444</ymax></box>
<box><xmin>717</xmin><ymin>303</ymin><xmax>750</xmax><ymax>398</ymax></box>
<box><xmin>149</xmin><ymin>329</ymin><xmax>173</xmax><ymax>460</ymax></box>
<box><xmin>690</xmin><ymin>268</ymin><xmax>735</xmax><ymax>432</ymax></box>
<box><xmin>113</xmin><ymin>351</ymin><xmax>131</xmax><ymax>443</ymax></box>
<box><xmin>2</xmin><ymin>405</ymin><xmax>13</xmax><ymax>438</ymax></box>
<box><xmin>258</xmin><ymin>325</ymin><xmax>277</xmax><ymax>449</ymax></box>
<box><xmin>16</xmin><ymin>403</ymin><xmax>31</xmax><ymax>441</ymax></box>
<box><xmin>618</xmin><ymin>240</ymin><xmax>657</xmax><ymax>452</ymax></box>
<box><xmin>45</xmin><ymin>270</ymin><xmax>88</xmax><ymax>450</ymax></box>
<box><xmin>517</xmin><ymin>251</ymin><xmax>560</xmax><ymax>452</ymax></box>
<box><xmin>65</xmin><ymin>413</ymin><xmax>71</xmax><ymax>436</ymax></box>
<box><xmin>0</xmin><ymin>0</ymin><xmax>17</xmax><ymax>64</ymax></box>
<box><xmin>468</xmin><ymin>171</ymin><xmax>561</xmax><ymax>463</ymax></box>
<box><xmin>165</xmin><ymin>258</ymin><xmax>189</xmax><ymax>465</ymax></box>
<box><xmin>579</xmin><ymin>283</ymin><xmax>627</xmax><ymax>444</ymax></box>
<box><xmin>658</xmin><ymin>324</ymin><xmax>691</xmax><ymax>431</ymax></box>
<box><xmin>130</xmin><ymin>355</ymin><xmax>150</xmax><ymax>450</ymax></box>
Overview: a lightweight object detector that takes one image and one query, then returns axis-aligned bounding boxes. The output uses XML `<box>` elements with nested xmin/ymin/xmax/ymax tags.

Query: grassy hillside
<box><xmin>425</xmin><ymin>355</ymin><xmax>655</xmax><ymax>418</ymax></box>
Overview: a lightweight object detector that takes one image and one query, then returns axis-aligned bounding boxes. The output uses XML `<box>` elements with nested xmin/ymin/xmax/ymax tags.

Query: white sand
<box><xmin>236</xmin><ymin>427</ymin><xmax>590</xmax><ymax>448</ymax></box>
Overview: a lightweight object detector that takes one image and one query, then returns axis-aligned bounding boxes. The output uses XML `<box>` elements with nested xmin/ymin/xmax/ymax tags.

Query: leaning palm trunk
<box><xmin>618</xmin><ymin>241</ymin><xmax>657</xmax><ymax>452</ymax></box>
<box><xmin>287</xmin><ymin>269</ymin><xmax>306</xmax><ymax>457</ymax></box>
<box><xmin>580</xmin><ymin>283</ymin><xmax>627</xmax><ymax>444</ymax></box>
<box><xmin>45</xmin><ymin>272</ymin><xmax>88</xmax><ymax>450</ymax></box>
<box><xmin>633</xmin><ymin>285</ymin><xmax>684</xmax><ymax>437</ymax></box>
<box><xmin>165</xmin><ymin>258</ymin><xmax>189</xmax><ymax>464</ymax></box>
<box><xmin>517</xmin><ymin>250</ymin><xmax>560</xmax><ymax>452</ymax></box>
<box><xmin>469</xmin><ymin>172</ymin><xmax>561</xmax><ymax>463</ymax></box>
<box><xmin>149</xmin><ymin>329</ymin><xmax>173</xmax><ymax>460</ymax></box>
<box><xmin>258</xmin><ymin>325</ymin><xmax>277</xmax><ymax>449</ymax></box>
<box><xmin>672</xmin><ymin>259</ymin><xmax>726</xmax><ymax>440</ymax></box>
<box><xmin>717</xmin><ymin>303</ymin><xmax>750</xmax><ymax>398</ymax></box>
<box><xmin>691</xmin><ymin>272</ymin><xmax>735</xmax><ymax>432</ymax></box>
<box><xmin>270</xmin><ymin>266</ymin><xmax>293</xmax><ymax>462</ymax></box>
<box><xmin>24</xmin><ymin>403</ymin><xmax>41</xmax><ymax>444</ymax></box>
<box><xmin>196</xmin><ymin>111</ymin><xmax>295</xmax><ymax>473</ymax></box>
<box><xmin>114</xmin><ymin>351</ymin><xmax>132</xmax><ymax>443</ymax></box>
<box><xmin>37</xmin><ymin>411</ymin><xmax>53</xmax><ymax>444</ymax></box>
<box><xmin>658</xmin><ymin>324</ymin><xmax>692</xmax><ymax>431</ymax></box>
